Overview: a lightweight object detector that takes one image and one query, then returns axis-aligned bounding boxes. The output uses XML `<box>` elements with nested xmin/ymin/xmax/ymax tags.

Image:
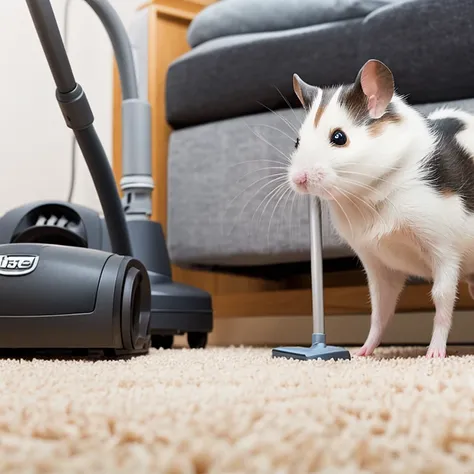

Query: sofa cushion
<box><xmin>187</xmin><ymin>0</ymin><xmax>403</xmax><ymax>47</ymax></box>
<box><xmin>166</xmin><ymin>0</ymin><xmax>474</xmax><ymax>128</ymax></box>
<box><xmin>167</xmin><ymin>19</ymin><xmax>363</xmax><ymax>128</ymax></box>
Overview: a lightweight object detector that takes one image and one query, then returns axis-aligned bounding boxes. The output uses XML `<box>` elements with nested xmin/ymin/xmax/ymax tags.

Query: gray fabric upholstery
<box><xmin>359</xmin><ymin>0</ymin><xmax>474</xmax><ymax>106</ymax></box>
<box><xmin>166</xmin><ymin>19</ymin><xmax>363</xmax><ymax>128</ymax></box>
<box><xmin>167</xmin><ymin>107</ymin><xmax>343</xmax><ymax>267</ymax></box>
<box><xmin>166</xmin><ymin>0</ymin><xmax>474</xmax><ymax>128</ymax></box>
<box><xmin>167</xmin><ymin>98</ymin><xmax>474</xmax><ymax>267</ymax></box>
<box><xmin>187</xmin><ymin>0</ymin><xmax>403</xmax><ymax>47</ymax></box>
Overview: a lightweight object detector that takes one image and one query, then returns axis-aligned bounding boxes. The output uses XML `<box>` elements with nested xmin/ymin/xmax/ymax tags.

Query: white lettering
<box><xmin>0</xmin><ymin>255</ymin><xmax>39</xmax><ymax>276</ymax></box>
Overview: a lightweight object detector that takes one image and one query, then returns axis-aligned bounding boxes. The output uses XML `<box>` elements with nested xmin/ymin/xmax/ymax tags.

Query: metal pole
<box><xmin>309</xmin><ymin>195</ymin><xmax>325</xmax><ymax>336</ymax></box>
<box><xmin>272</xmin><ymin>195</ymin><xmax>350</xmax><ymax>360</ymax></box>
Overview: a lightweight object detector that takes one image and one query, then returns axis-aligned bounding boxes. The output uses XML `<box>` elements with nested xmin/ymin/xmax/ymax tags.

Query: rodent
<box><xmin>289</xmin><ymin>59</ymin><xmax>474</xmax><ymax>358</ymax></box>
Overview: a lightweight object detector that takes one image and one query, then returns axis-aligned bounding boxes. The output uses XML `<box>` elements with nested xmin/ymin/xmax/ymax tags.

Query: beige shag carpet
<box><xmin>1</xmin><ymin>346</ymin><xmax>474</xmax><ymax>473</ymax></box>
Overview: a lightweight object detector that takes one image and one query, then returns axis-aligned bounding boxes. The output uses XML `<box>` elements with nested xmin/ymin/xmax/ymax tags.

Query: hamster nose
<box><xmin>292</xmin><ymin>171</ymin><xmax>308</xmax><ymax>185</ymax></box>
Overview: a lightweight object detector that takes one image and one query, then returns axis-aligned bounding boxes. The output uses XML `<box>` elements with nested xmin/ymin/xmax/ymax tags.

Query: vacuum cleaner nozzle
<box><xmin>0</xmin><ymin>243</ymin><xmax>151</xmax><ymax>356</ymax></box>
<box><xmin>272</xmin><ymin>333</ymin><xmax>351</xmax><ymax>361</ymax></box>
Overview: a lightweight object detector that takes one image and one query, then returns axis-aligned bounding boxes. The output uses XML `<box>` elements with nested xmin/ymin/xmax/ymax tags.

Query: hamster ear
<box><xmin>356</xmin><ymin>59</ymin><xmax>394</xmax><ymax>119</ymax></box>
<box><xmin>293</xmin><ymin>74</ymin><xmax>320</xmax><ymax>110</ymax></box>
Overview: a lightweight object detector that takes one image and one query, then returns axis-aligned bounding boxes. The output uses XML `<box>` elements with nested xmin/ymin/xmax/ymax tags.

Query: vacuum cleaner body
<box><xmin>0</xmin><ymin>241</ymin><xmax>151</xmax><ymax>356</ymax></box>
<box><xmin>0</xmin><ymin>0</ymin><xmax>213</xmax><ymax>356</ymax></box>
<box><xmin>0</xmin><ymin>201</ymin><xmax>213</xmax><ymax>349</ymax></box>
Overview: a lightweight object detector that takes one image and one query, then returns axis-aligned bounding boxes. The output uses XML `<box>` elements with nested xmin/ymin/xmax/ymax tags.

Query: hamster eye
<box><xmin>330</xmin><ymin>129</ymin><xmax>347</xmax><ymax>146</ymax></box>
<box><xmin>295</xmin><ymin>137</ymin><xmax>300</xmax><ymax>149</ymax></box>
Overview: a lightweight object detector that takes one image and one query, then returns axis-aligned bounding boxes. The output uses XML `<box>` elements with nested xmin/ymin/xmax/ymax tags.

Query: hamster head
<box><xmin>288</xmin><ymin>59</ymin><xmax>403</xmax><ymax>200</ymax></box>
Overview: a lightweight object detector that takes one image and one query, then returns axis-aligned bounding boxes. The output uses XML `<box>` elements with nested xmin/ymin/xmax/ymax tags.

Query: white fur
<box><xmin>289</xmin><ymin>91</ymin><xmax>474</xmax><ymax>358</ymax></box>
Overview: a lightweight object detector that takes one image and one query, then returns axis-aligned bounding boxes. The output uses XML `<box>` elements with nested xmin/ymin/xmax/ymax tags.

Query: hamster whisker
<box><xmin>229</xmin><ymin>176</ymin><xmax>288</xmax><ymax>236</ymax></box>
<box><xmin>272</xmin><ymin>85</ymin><xmax>303</xmax><ymax>127</ymax></box>
<box><xmin>230</xmin><ymin>159</ymin><xmax>290</xmax><ymax>169</ymax></box>
<box><xmin>267</xmin><ymin>186</ymin><xmax>293</xmax><ymax>248</ymax></box>
<box><xmin>334</xmin><ymin>186</ymin><xmax>367</xmax><ymax>225</ymax></box>
<box><xmin>293</xmin><ymin>193</ymin><xmax>306</xmax><ymax>243</ymax></box>
<box><xmin>339</xmin><ymin>177</ymin><xmax>393</xmax><ymax>202</ymax></box>
<box><xmin>247</xmin><ymin>181</ymin><xmax>289</xmax><ymax>240</ymax></box>
<box><xmin>253</xmin><ymin>181</ymin><xmax>290</xmax><ymax>232</ymax></box>
<box><xmin>336</xmin><ymin>186</ymin><xmax>390</xmax><ymax>233</ymax></box>
<box><xmin>339</xmin><ymin>162</ymin><xmax>401</xmax><ymax>172</ymax></box>
<box><xmin>337</xmin><ymin>186</ymin><xmax>378</xmax><ymax>214</ymax></box>
<box><xmin>338</xmin><ymin>177</ymin><xmax>400</xmax><ymax>220</ymax></box>
<box><xmin>237</xmin><ymin>166</ymin><xmax>289</xmax><ymax>183</ymax></box>
<box><xmin>252</xmin><ymin>123</ymin><xmax>296</xmax><ymax>142</ymax></box>
<box><xmin>281</xmin><ymin>186</ymin><xmax>295</xmax><ymax>236</ymax></box>
<box><xmin>337</xmin><ymin>169</ymin><xmax>406</xmax><ymax>188</ymax></box>
<box><xmin>255</xmin><ymin>101</ymin><xmax>299</xmax><ymax>135</ymax></box>
<box><xmin>224</xmin><ymin>174</ymin><xmax>287</xmax><ymax>225</ymax></box>
<box><xmin>288</xmin><ymin>191</ymin><xmax>300</xmax><ymax>244</ymax></box>
<box><xmin>340</xmin><ymin>177</ymin><xmax>384</xmax><ymax>196</ymax></box>
<box><xmin>248</xmin><ymin>127</ymin><xmax>293</xmax><ymax>164</ymax></box>
<box><xmin>321</xmin><ymin>185</ymin><xmax>354</xmax><ymax>239</ymax></box>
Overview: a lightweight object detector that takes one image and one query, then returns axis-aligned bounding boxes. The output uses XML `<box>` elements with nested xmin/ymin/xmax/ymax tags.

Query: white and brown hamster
<box><xmin>289</xmin><ymin>59</ymin><xmax>474</xmax><ymax>358</ymax></box>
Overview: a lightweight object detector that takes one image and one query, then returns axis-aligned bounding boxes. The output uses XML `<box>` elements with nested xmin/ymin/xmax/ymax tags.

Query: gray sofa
<box><xmin>164</xmin><ymin>0</ymin><xmax>474</xmax><ymax>270</ymax></box>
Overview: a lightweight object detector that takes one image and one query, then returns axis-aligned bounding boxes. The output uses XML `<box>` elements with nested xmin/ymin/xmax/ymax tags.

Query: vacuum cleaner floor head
<box><xmin>272</xmin><ymin>344</ymin><xmax>351</xmax><ymax>361</ymax></box>
<box><xmin>272</xmin><ymin>333</ymin><xmax>351</xmax><ymax>361</ymax></box>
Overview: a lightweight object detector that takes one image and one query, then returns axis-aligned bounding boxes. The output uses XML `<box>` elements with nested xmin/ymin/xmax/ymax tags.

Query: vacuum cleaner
<box><xmin>0</xmin><ymin>0</ymin><xmax>213</xmax><ymax>355</ymax></box>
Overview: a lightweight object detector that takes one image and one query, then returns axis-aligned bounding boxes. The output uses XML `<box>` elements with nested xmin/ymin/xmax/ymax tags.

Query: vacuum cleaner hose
<box><xmin>25</xmin><ymin>0</ymin><xmax>133</xmax><ymax>256</ymax></box>
<box><xmin>82</xmin><ymin>0</ymin><xmax>139</xmax><ymax>100</ymax></box>
<box><xmin>26</xmin><ymin>0</ymin><xmax>76</xmax><ymax>94</ymax></box>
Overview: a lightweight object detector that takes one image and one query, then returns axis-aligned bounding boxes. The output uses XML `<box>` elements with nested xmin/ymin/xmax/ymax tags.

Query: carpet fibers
<box><xmin>1</xmin><ymin>346</ymin><xmax>474</xmax><ymax>473</ymax></box>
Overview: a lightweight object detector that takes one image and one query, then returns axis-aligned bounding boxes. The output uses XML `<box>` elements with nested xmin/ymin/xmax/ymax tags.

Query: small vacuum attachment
<box><xmin>272</xmin><ymin>197</ymin><xmax>351</xmax><ymax>362</ymax></box>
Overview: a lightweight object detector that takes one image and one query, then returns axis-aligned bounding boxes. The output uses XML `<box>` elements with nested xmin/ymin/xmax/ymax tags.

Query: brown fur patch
<box><xmin>396</xmin><ymin>225</ymin><xmax>419</xmax><ymax>242</ymax></box>
<box><xmin>314</xmin><ymin>106</ymin><xmax>325</xmax><ymax>127</ymax></box>
<box><xmin>340</xmin><ymin>85</ymin><xmax>368</xmax><ymax>125</ymax></box>
<box><xmin>312</xmin><ymin>87</ymin><xmax>338</xmax><ymax>128</ymax></box>
<box><xmin>293</xmin><ymin>76</ymin><xmax>304</xmax><ymax>108</ymax></box>
<box><xmin>338</xmin><ymin>81</ymin><xmax>400</xmax><ymax>131</ymax></box>
<box><xmin>368</xmin><ymin>113</ymin><xmax>402</xmax><ymax>137</ymax></box>
<box><xmin>441</xmin><ymin>188</ymin><xmax>455</xmax><ymax>198</ymax></box>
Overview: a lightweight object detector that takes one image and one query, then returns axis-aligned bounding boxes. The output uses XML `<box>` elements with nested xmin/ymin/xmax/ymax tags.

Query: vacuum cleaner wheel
<box><xmin>150</xmin><ymin>332</ymin><xmax>208</xmax><ymax>350</ymax></box>
<box><xmin>151</xmin><ymin>334</ymin><xmax>174</xmax><ymax>349</ymax></box>
<box><xmin>187</xmin><ymin>332</ymin><xmax>208</xmax><ymax>349</ymax></box>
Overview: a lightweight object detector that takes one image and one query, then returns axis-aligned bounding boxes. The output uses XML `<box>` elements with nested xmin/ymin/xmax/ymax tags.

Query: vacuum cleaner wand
<box><xmin>25</xmin><ymin>0</ymin><xmax>133</xmax><ymax>257</ymax></box>
<box><xmin>73</xmin><ymin>0</ymin><xmax>155</xmax><ymax>219</ymax></box>
<box><xmin>272</xmin><ymin>196</ymin><xmax>351</xmax><ymax>361</ymax></box>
